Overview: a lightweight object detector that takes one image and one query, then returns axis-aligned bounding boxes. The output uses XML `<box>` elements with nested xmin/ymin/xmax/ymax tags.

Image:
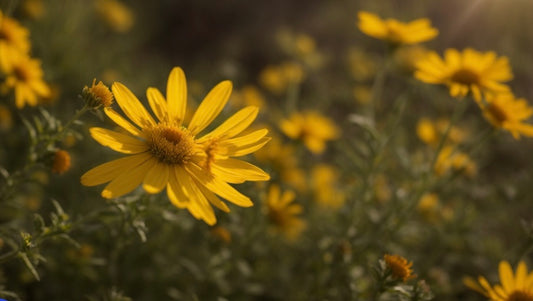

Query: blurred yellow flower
<box><xmin>416</xmin><ymin>118</ymin><xmax>467</xmax><ymax>147</ymax></box>
<box><xmin>0</xmin><ymin>46</ymin><xmax>50</xmax><ymax>108</ymax></box>
<box><xmin>434</xmin><ymin>146</ymin><xmax>477</xmax><ymax>177</ymax></box>
<box><xmin>210</xmin><ymin>226</ymin><xmax>232</xmax><ymax>243</ymax></box>
<box><xmin>347</xmin><ymin>48</ymin><xmax>377</xmax><ymax>82</ymax></box>
<box><xmin>254</xmin><ymin>135</ymin><xmax>307</xmax><ymax>192</ymax></box>
<box><xmin>82</xmin><ymin>79</ymin><xmax>114</xmax><ymax>108</ymax></box>
<box><xmin>0</xmin><ymin>104</ymin><xmax>13</xmax><ymax>131</ymax></box>
<box><xmin>417</xmin><ymin>193</ymin><xmax>440</xmax><ymax>222</ymax></box>
<box><xmin>373</xmin><ymin>174</ymin><xmax>391</xmax><ymax>203</ymax></box>
<box><xmin>384</xmin><ymin>254</ymin><xmax>416</xmax><ymax>282</ymax></box>
<box><xmin>357</xmin><ymin>11</ymin><xmax>438</xmax><ymax>45</ymax></box>
<box><xmin>81</xmin><ymin>67</ymin><xmax>270</xmax><ymax>225</ymax></box>
<box><xmin>479</xmin><ymin>93</ymin><xmax>533</xmax><ymax>139</ymax></box>
<box><xmin>259</xmin><ymin>62</ymin><xmax>305</xmax><ymax>95</ymax></box>
<box><xmin>394</xmin><ymin>45</ymin><xmax>430</xmax><ymax>72</ymax></box>
<box><xmin>0</xmin><ymin>10</ymin><xmax>31</xmax><ymax>55</ymax></box>
<box><xmin>280</xmin><ymin>111</ymin><xmax>340</xmax><ymax>154</ymax></box>
<box><xmin>311</xmin><ymin>164</ymin><xmax>345</xmax><ymax>209</ymax></box>
<box><xmin>22</xmin><ymin>0</ymin><xmax>46</xmax><ymax>20</ymax></box>
<box><xmin>94</xmin><ymin>0</ymin><xmax>134</xmax><ymax>33</ymax></box>
<box><xmin>52</xmin><ymin>150</ymin><xmax>72</xmax><ymax>174</ymax></box>
<box><xmin>266</xmin><ymin>184</ymin><xmax>306</xmax><ymax>240</ymax></box>
<box><xmin>231</xmin><ymin>85</ymin><xmax>266</xmax><ymax>109</ymax></box>
<box><xmin>464</xmin><ymin>260</ymin><xmax>533</xmax><ymax>301</ymax></box>
<box><xmin>415</xmin><ymin>48</ymin><xmax>512</xmax><ymax>101</ymax></box>
<box><xmin>353</xmin><ymin>85</ymin><xmax>372</xmax><ymax>105</ymax></box>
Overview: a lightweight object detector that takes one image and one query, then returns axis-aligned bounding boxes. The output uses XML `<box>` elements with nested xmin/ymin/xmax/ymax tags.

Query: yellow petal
<box><xmin>186</xmin><ymin>163</ymin><xmax>253</xmax><ymax>207</ymax></box>
<box><xmin>81</xmin><ymin>153</ymin><xmax>152</xmax><ymax>186</ymax></box>
<box><xmin>211</xmin><ymin>158</ymin><xmax>270</xmax><ymax>183</ymax></box>
<box><xmin>142</xmin><ymin>161</ymin><xmax>169</xmax><ymax>194</ymax></box>
<box><xmin>112</xmin><ymin>82</ymin><xmax>155</xmax><ymax>129</ymax></box>
<box><xmin>515</xmin><ymin>261</ymin><xmax>528</xmax><ymax>289</ymax></box>
<box><xmin>188</xmin><ymin>80</ymin><xmax>232</xmax><ymax>135</ymax></box>
<box><xmin>195</xmin><ymin>181</ymin><xmax>230</xmax><ymax>212</ymax></box>
<box><xmin>101</xmin><ymin>158</ymin><xmax>156</xmax><ymax>198</ymax></box>
<box><xmin>175</xmin><ymin>166</ymin><xmax>217</xmax><ymax>225</ymax></box>
<box><xmin>104</xmin><ymin>107</ymin><xmax>143</xmax><ymax>137</ymax></box>
<box><xmin>225</xmin><ymin>137</ymin><xmax>271</xmax><ymax>157</ymax></box>
<box><xmin>463</xmin><ymin>276</ymin><xmax>488</xmax><ymax>296</ymax></box>
<box><xmin>197</xmin><ymin>106</ymin><xmax>259</xmax><ymax>142</ymax></box>
<box><xmin>499</xmin><ymin>261</ymin><xmax>515</xmax><ymax>293</ymax></box>
<box><xmin>166</xmin><ymin>67</ymin><xmax>187</xmax><ymax>124</ymax></box>
<box><xmin>90</xmin><ymin>127</ymin><xmax>148</xmax><ymax>154</ymax></box>
<box><xmin>167</xmin><ymin>168</ymin><xmax>189</xmax><ymax>208</ymax></box>
<box><xmin>146</xmin><ymin>87</ymin><xmax>168</xmax><ymax>123</ymax></box>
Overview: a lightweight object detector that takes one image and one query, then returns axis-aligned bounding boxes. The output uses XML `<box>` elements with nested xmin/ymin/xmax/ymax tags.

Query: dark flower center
<box><xmin>451</xmin><ymin>69</ymin><xmax>480</xmax><ymax>85</ymax></box>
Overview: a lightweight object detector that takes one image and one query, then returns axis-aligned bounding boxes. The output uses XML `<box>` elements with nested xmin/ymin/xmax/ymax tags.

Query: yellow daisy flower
<box><xmin>434</xmin><ymin>145</ymin><xmax>477</xmax><ymax>177</ymax></box>
<box><xmin>311</xmin><ymin>164</ymin><xmax>345</xmax><ymax>209</ymax></box>
<box><xmin>415</xmin><ymin>48</ymin><xmax>513</xmax><ymax>101</ymax></box>
<box><xmin>357</xmin><ymin>11</ymin><xmax>438</xmax><ymax>45</ymax></box>
<box><xmin>280</xmin><ymin>111</ymin><xmax>340</xmax><ymax>154</ymax></box>
<box><xmin>384</xmin><ymin>254</ymin><xmax>416</xmax><ymax>282</ymax></box>
<box><xmin>94</xmin><ymin>0</ymin><xmax>134</xmax><ymax>33</ymax></box>
<box><xmin>266</xmin><ymin>184</ymin><xmax>306</xmax><ymax>240</ymax></box>
<box><xmin>479</xmin><ymin>93</ymin><xmax>533</xmax><ymax>139</ymax></box>
<box><xmin>0</xmin><ymin>10</ymin><xmax>31</xmax><ymax>55</ymax></box>
<box><xmin>0</xmin><ymin>46</ymin><xmax>51</xmax><ymax>108</ymax></box>
<box><xmin>81</xmin><ymin>67</ymin><xmax>270</xmax><ymax>225</ymax></box>
<box><xmin>464</xmin><ymin>260</ymin><xmax>533</xmax><ymax>301</ymax></box>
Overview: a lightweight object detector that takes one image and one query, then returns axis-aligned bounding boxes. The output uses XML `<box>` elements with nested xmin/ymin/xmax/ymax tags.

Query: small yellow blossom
<box><xmin>210</xmin><ymin>226</ymin><xmax>232</xmax><ymax>243</ymax></box>
<box><xmin>22</xmin><ymin>0</ymin><xmax>46</xmax><ymax>19</ymax></box>
<box><xmin>280</xmin><ymin>111</ymin><xmax>340</xmax><ymax>154</ymax></box>
<box><xmin>415</xmin><ymin>48</ymin><xmax>513</xmax><ymax>101</ymax></box>
<box><xmin>464</xmin><ymin>260</ymin><xmax>533</xmax><ymax>301</ymax></box>
<box><xmin>347</xmin><ymin>48</ymin><xmax>377</xmax><ymax>81</ymax></box>
<box><xmin>311</xmin><ymin>164</ymin><xmax>345</xmax><ymax>209</ymax></box>
<box><xmin>479</xmin><ymin>93</ymin><xmax>533</xmax><ymax>139</ymax></box>
<box><xmin>94</xmin><ymin>0</ymin><xmax>134</xmax><ymax>33</ymax></box>
<box><xmin>353</xmin><ymin>85</ymin><xmax>372</xmax><ymax>105</ymax></box>
<box><xmin>373</xmin><ymin>174</ymin><xmax>391</xmax><ymax>203</ymax></box>
<box><xmin>394</xmin><ymin>45</ymin><xmax>430</xmax><ymax>72</ymax></box>
<box><xmin>434</xmin><ymin>146</ymin><xmax>477</xmax><ymax>177</ymax></box>
<box><xmin>231</xmin><ymin>85</ymin><xmax>266</xmax><ymax>109</ymax></box>
<box><xmin>417</xmin><ymin>193</ymin><xmax>440</xmax><ymax>222</ymax></box>
<box><xmin>82</xmin><ymin>79</ymin><xmax>114</xmax><ymax>108</ymax></box>
<box><xmin>266</xmin><ymin>184</ymin><xmax>306</xmax><ymax>240</ymax></box>
<box><xmin>52</xmin><ymin>150</ymin><xmax>72</xmax><ymax>174</ymax></box>
<box><xmin>0</xmin><ymin>46</ymin><xmax>50</xmax><ymax>108</ymax></box>
<box><xmin>24</xmin><ymin>195</ymin><xmax>42</xmax><ymax>211</ymax></box>
<box><xmin>357</xmin><ymin>11</ymin><xmax>438</xmax><ymax>45</ymax></box>
<box><xmin>0</xmin><ymin>104</ymin><xmax>13</xmax><ymax>131</ymax></box>
<box><xmin>259</xmin><ymin>62</ymin><xmax>305</xmax><ymax>95</ymax></box>
<box><xmin>384</xmin><ymin>254</ymin><xmax>416</xmax><ymax>282</ymax></box>
<box><xmin>254</xmin><ymin>135</ymin><xmax>307</xmax><ymax>192</ymax></box>
<box><xmin>0</xmin><ymin>10</ymin><xmax>31</xmax><ymax>55</ymax></box>
<box><xmin>416</xmin><ymin>118</ymin><xmax>467</xmax><ymax>147</ymax></box>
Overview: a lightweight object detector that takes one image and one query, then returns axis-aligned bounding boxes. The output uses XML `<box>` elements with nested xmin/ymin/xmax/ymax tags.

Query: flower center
<box><xmin>145</xmin><ymin>124</ymin><xmax>196</xmax><ymax>165</ymax></box>
<box><xmin>14</xmin><ymin>65</ymin><xmax>31</xmax><ymax>81</ymax></box>
<box><xmin>451</xmin><ymin>68</ymin><xmax>480</xmax><ymax>85</ymax></box>
<box><xmin>508</xmin><ymin>290</ymin><xmax>533</xmax><ymax>301</ymax></box>
<box><xmin>486</xmin><ymin>102</ymin><xmax>508</xmax><ymax>124</ymax></box>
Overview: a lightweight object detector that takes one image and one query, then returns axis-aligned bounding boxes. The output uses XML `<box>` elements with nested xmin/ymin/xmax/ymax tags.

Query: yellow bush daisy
<box><xmin>280</xmin><ymin>111</ymin><xmax>339</xmax><ymax>154</ymax></box>
<box><xmin>81</xmin><ymin>67</ymin><xmax>270</xmax><ymax>225</ymax></box>
<box><xmin>0</xmin><ymin>46</ymin><xmax>51</xmax><ymax>108</ymax></box>
<box><xmin>94</xmin><ymin>0</ymin><xmax>134</xmax><ymax>33</ymax></box>
<box><xmin>479</xmin><ymin>93</ymin><xmax>533</xmax><ymax>139</ymax></box>
<box><xmin>266</xmin><ymin>184</ymin><xmax>306</xmax><ymax>240</ymax></box>
<box><xmin>415</xmin><ymin>48</ymin><xmax>513</xmax><ymax>101</ymax></box>
<box><xmin>357</xmin><ymin>11</ymin><xmax>438</xmax><ymax>45</ymax></box>
<box><xmin>464</xmin><ymin>260</ymin><xmax>533</xmax><ymax>301</ymax></box>
<box><xmin>384</xmin><ymin>254</ymin><xmax>416</xmax><ymax>282</ymax></box>
<box><xmin>0</xmin><ymin>10</ymin><xmax>31</xmax><ymax>55</ymax></box>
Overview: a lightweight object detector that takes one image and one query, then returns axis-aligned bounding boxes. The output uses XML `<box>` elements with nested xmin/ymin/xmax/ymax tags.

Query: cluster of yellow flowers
<box><xmin>358</xmin><ymin>11</ymin><xmax>533</xmax><ymax>300</ymax></box>
<box><xmin>0</xmin><ymin>10</ymin><xmax>50</xmax><ymax>108</ymax></box>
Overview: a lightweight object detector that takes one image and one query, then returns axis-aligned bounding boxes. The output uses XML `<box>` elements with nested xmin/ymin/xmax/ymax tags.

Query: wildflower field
<box><xmin>1</xmin><ymin>0</ymin><xmax>533</xmax><ymax>300</ymax></box>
